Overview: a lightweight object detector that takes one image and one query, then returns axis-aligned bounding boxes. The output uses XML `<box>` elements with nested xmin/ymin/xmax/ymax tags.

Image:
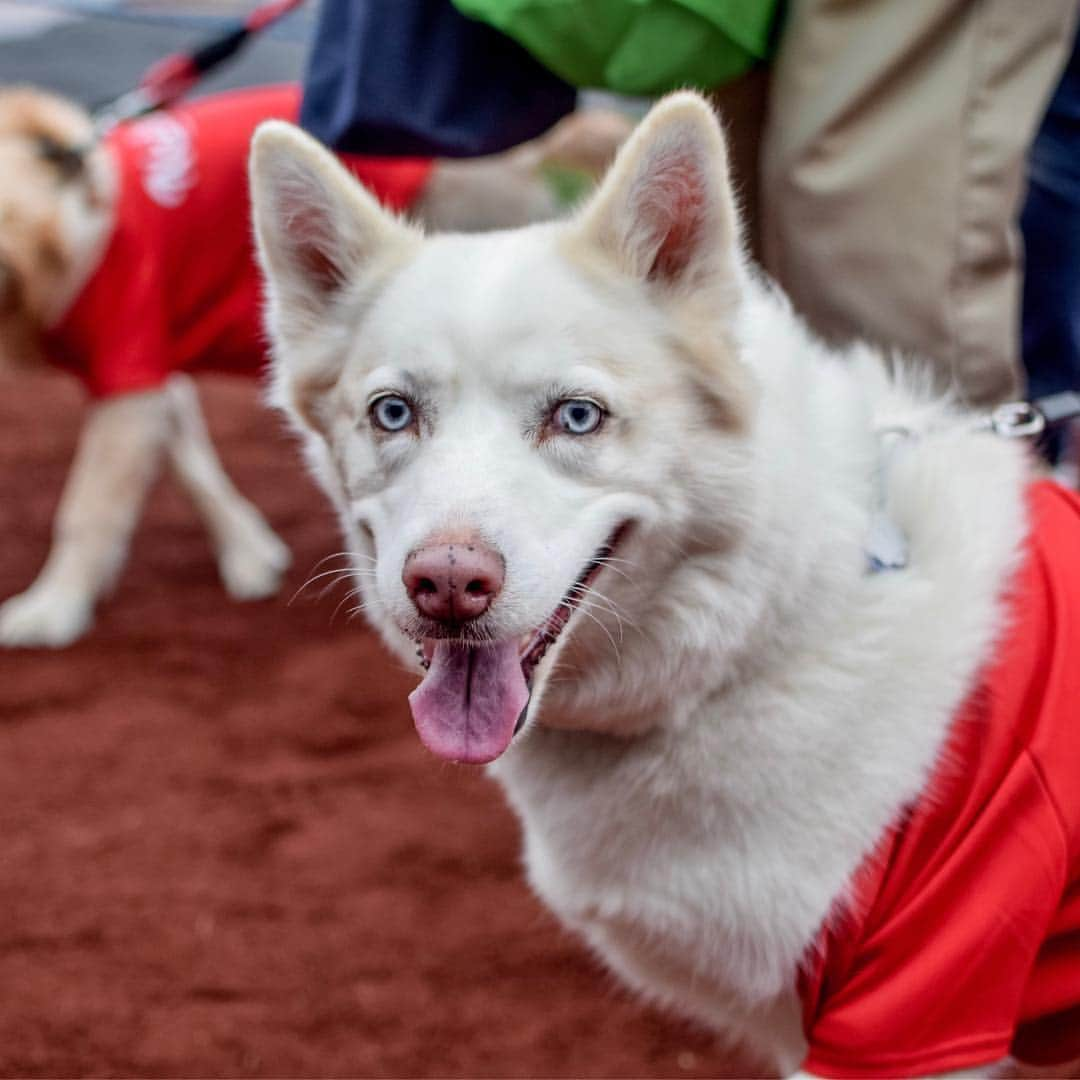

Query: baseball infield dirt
<box><xmin>0</xmin><ymin>372</ymin><xmax>750</xmax><ymax>1078</ymax></box>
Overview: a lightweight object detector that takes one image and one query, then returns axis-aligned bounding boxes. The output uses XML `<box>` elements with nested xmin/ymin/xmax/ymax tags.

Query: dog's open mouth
<box><xmin>407</xmin><ymin>524</ymin><xmax>628</xmax><ymax>764</ymax></box>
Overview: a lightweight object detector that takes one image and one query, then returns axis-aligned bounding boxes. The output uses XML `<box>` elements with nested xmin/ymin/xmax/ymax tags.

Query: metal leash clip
<box><xmin>988</xmin><ymin>401</ymin><xmax>1047</xmax><ymax>439</ymax></box>
<box><xmin>983</xmin><ymin>392</ymin><xmax>1080</xmax><ymax>439</ymax></box>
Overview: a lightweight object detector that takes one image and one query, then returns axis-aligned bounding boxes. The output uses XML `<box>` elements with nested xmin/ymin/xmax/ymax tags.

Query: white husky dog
<box><xmin>250</xmin><ymin>93</ymin><xmax>1080</xmax><ymax>1077</ymax></box>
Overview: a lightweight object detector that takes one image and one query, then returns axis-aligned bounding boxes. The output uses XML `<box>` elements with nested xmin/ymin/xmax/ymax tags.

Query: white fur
<box><xmin>250</xmin><ymin>95</ymin><xmax>1033</xmax><ymax>1075</ymax></box>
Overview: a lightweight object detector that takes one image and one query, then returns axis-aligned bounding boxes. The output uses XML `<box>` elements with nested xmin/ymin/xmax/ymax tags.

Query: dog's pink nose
<box><xmin>403</xmin><ymin>539</ymin><xmax>504</xmax><ymax>624</ymax></box>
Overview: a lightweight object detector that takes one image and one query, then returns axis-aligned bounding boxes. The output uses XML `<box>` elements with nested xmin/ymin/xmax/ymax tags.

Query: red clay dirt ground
<box><xmin>0</xmin><ymin>371</ymin><xmax>753</xmax><ymax>1078</ymax></box>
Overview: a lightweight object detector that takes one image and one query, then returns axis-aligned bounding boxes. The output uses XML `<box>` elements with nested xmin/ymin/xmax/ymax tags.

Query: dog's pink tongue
<box><xmin>408</xmin><ymin>641</ymin><xmax>528</xmax><ymax>764</ymax></box>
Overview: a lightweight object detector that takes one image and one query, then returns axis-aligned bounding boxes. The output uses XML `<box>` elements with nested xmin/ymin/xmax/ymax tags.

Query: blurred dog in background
<box><xmin>0</xmin><ymin>83</ymin><xmax>631</xmax><ymax>647</ymax></box>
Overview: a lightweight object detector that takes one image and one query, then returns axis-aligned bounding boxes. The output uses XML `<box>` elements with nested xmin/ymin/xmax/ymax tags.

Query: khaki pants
<box><xmin>759</xmin><ymin>0</ymin><xmax>1078</xmax><ymax>407</ymax></box>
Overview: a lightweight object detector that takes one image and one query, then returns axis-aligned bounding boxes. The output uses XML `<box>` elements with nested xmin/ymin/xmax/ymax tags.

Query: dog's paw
<box><xmin>0</xmin><ymin>586</ymin><xmax>93</xmax><ymax>648</ymax></box>
<box><xmin>218</xmin><ymin>524</ymin><xmax>291</xmax><ymax>602</ymax></box>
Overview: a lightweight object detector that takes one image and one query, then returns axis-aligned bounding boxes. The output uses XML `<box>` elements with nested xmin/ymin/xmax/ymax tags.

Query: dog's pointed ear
<box><xmin>572</xmin><ymin>92</ymin><xmax>740</xmax><ymax>295</ymax></box>
<box><xmin>249</xmin><ymin>121</ymin><xmax>417</xmax><ymax>345</ymax></box>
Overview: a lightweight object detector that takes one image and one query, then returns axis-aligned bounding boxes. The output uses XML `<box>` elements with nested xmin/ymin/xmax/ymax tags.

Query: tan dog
<box><xmin>0</xmin><ymin>84</ymin><xmax>630</xmax><ymax>647</ymax></box>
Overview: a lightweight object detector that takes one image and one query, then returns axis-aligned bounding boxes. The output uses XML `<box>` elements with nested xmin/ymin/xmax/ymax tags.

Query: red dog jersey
<box><xmin>44</xmin><ymin>85</ymin><xmax>432</xmax><ymax>398</ymax></box>
<box><xmin>800</xmin><ymin>480</ymin><xmax>1080</xmax><ymax>1077</ymax></box>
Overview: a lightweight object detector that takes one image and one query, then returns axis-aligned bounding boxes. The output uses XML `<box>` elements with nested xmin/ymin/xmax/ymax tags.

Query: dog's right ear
<box><xmin>249</xmin><ymin>121</ymin><xmax>418</xmax><ymax>355</ymax></box>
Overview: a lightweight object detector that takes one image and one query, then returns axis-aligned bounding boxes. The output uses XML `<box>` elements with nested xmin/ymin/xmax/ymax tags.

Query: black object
<box><xmin>300</xmin><ymin>0</ymin><xmax>577</xmax><ymax>158</ymax></box>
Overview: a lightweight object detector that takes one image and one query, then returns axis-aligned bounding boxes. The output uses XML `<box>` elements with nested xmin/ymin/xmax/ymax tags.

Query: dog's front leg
<box><xmin>162</xmin><ymin>375</ymin><xmax>290</xmax><ymax>600</ymax></box>
<box><xmin>0</xmin><ymin>389</ymin><xmax>171</xmax><ymax>647</ymax></box>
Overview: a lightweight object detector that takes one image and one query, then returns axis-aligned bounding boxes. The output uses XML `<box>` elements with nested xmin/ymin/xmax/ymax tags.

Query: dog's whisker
<box><xmin>316</xmin><ymin>574</ymin><xmax>374</xmax><ymax>604</ymax></box>
<box><xmin>573</xmin><ymin>580</ymin><xmax>629</xmax><ymax>613</ymax></box>
<box><xmin>571</xmin><ymin>603</ymin><xmax>623</xmax><ymax>664</ymax></box>
<box><xmin>315</xmin><ymin>578</ymin><xmax>353</xmax><ymax>603</ymax></box>
<box><xmin>345</xmin><ymin>601</ymin><xmax>372</xmax><ymax>622</ymax></box>
<box><xmin>567</xmin><ymin>581</ymin><xmax>639</xmax><ymax>638</ymax></box>
<box><xmin>569</xmin><ymin>587</ymin><xmax>621</xmax><ymax>622</ymax></box>
<box><xmin>318</xmin><ymin>582</ymin><xmax>357</xmax><ymax>606</ymax></box>
<box><xmin>290</xmin><ymin>568</ymin><xmax>354</xmax><ymax>606</ymax></box>
<box><xmin>592</xmin><ymin>562</ymin><xmax>633</xmax><ymax>584</ymax></box>
<box><xmin>307</xmin><ymin>551</ymin><xmax>355</xmax><ymax>572</ymax></box>
<box><xmin>304</xmin><ymin>550</ymin><xmax>375</xmax><ymax>575</ymax></box>
<box><xmin>577</xmin><ymin>595</ymin><xmax>633</xmax><ymax>645</ymax></box>
<box><xmin>330</xmin><ymin>586</ymin><xmax>371</xmax><ymax>625</ymax></box>
<box><xmin>294</xmin><ymin>565</ymin><xmax>357</xmax><ymax>588</ymax></box>
<box><xmin>594</xmin><ymin>554</ymin><xmax>638</xmax><ymax>567</ymax></box>
<box><xmin>591</xmin><ymin>555</ymin><xmax>639</xmax><ymax>581</ymax></box>
<box><xmin>291</xmin><ymin>563</ymin><xmax>380</xmax><ymax>606</ymax></box>
<box><xmin>346</xmin><ymin>552</ymin><xmax>378</xmax><ymax>564</ymax></box>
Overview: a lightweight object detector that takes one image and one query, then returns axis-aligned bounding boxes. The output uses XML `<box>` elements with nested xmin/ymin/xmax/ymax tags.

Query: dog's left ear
<box><xmin>572</xmin><ymin>92</ymin><xmax>740</xmax><ymax>297</ymax></box>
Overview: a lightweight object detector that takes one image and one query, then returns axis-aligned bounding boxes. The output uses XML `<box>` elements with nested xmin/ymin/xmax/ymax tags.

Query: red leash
<box><xmin>91</xmin><ymin>0</ymin><xmax>307</xmax><ymax>135</ymax></box>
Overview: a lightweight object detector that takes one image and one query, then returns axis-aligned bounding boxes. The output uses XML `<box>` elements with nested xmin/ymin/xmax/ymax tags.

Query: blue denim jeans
<box><xmin>1021</xmin><ymin>24</ymin><xmax>1080</xmax><ymax>459</ymax></box>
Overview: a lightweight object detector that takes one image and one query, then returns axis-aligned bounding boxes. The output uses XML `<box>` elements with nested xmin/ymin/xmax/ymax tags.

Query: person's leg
<box><xmin>1021</xmin><ymin>25</ymin><xmax>1080</xmax><ymax>468</ymax></box>
<box><xmin>761</xmin><ymin>0</ymin><xmax>1078</xmax><ymax>409</ymax></box>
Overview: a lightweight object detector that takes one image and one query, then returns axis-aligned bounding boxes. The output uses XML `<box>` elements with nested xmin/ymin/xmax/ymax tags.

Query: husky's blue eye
<box><xmin>370</xmin><ymin>394</ymin><xmax>414</xmax><ymax>432</ymax></box>
<box><xmin>554</xmin><ymin>398</ymin><xmax>604</xmax><ymax>436</ymax></box>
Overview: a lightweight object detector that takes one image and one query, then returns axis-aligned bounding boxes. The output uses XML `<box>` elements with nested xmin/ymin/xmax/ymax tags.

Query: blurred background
<box><xmin>0</xmin><ymin>1</ymin><xmax>312</xmax><ymax>100</ymax></box>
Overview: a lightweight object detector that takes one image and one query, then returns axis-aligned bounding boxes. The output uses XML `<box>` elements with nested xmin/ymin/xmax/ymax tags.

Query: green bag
<box><xmin>450</xmin><ymin>0</ymin><xmax>779</xmax><ymax>95</ymax></box>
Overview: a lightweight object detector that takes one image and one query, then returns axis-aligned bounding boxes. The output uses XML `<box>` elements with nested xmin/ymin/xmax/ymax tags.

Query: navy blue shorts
<box><xmin>1022</xmin><ymin>23</ymin><xmax>1080</xmax><ymax>460</ymax></box>
<box><xmin>299</xmin><ymin>0</ymin><xmax>575</xmax><ymax>158</ymax></box>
